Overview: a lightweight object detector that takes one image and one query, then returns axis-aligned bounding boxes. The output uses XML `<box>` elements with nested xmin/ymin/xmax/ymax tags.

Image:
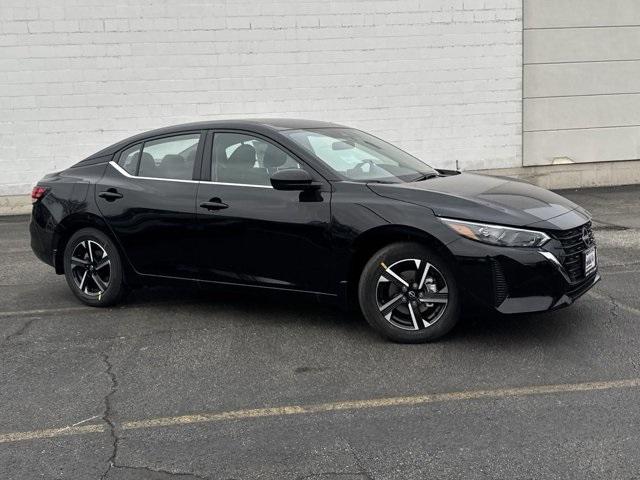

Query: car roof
<box><xmin>83</xmin><ymin>118</ymin><xmax>347</xmax><ymax>160</ymax></box>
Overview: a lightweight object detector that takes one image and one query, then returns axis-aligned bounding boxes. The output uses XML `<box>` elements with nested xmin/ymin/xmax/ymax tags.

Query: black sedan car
<box><xmin>30</xmin><ymin>119</ymin><xmax>599</xmax><ymax>342</ymax></box>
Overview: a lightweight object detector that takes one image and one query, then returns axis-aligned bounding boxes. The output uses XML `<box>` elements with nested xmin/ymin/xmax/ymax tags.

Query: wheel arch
<box><xmin>53</xmin><ymin>213</ymin><xmax>125</xmax><ymax>275</ymax></box>
<box><xmin>346</xmin><ymin>224</ymin><xmax>457</xmax><ymax>305</ymax></box>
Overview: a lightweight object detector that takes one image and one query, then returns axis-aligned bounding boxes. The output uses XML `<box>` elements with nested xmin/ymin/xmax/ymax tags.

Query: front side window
<box><xmin>282</xmin><ymin>128</ymin><xmax>438</xmax><ymax>183</ymax></box>
<box><xmin>213</xmin><ymin>133</ymin><xmax>301</xmax><ymax>186</ymax></box>
<box><xmin>138</xmin><ymin>134</ymin><xmax>200</xmax><ymax>180</ymax></box>
<box><xmin>118</xmin><ymin>144</ymin><xmax>141</xmax><ymax>175</ymax></box>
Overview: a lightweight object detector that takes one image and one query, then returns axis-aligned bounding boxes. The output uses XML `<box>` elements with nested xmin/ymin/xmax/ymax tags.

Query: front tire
<box><xmin>358</xmin><ymin>242</ymin><xmax>460</xmax><ymax>343</ymax></box>
<box><xmin>63</xmin><ymin>228</ymin><xmax>125</xmax><ymax>307</ymax></box>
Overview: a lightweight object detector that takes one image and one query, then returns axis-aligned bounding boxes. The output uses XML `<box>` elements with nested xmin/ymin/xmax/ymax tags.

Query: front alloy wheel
<box><xmin>376</xmin><ymin>258</ymin><xmax>449</xmax><ymax>331</ymax></box>
<box><xmin>359</xmin><ymin>242</ymin><xmax>460</xmax><ymax>343</ymax></box>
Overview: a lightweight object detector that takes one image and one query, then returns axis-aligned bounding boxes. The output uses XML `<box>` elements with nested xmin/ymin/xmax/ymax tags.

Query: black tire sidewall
<box><xmin>63</xmin><ymin>228</ymin><xmax>124</xmax><ymax>307</ymax></box>
<box><xmin>358</xmin><ymin>242</ymin><xmax>460</xmax><ymax>343</ymax></box>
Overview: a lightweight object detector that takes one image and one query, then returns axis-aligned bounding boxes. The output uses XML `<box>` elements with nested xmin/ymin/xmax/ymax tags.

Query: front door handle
<box><xmin>200</xmin><ymin>198</ymin><xmax>229</xmax><ymax>211</ymax></box>
<box><xmin>98</xmin><ymin>189</ymin><xmax>123</xmax><ymax>201</ymax></box>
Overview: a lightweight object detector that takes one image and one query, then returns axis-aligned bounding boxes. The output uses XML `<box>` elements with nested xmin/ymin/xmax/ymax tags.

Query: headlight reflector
<box><xmin>440</xmin><ymin>218</ymin><xmax>550</xmax><ymax>248</ymax></box>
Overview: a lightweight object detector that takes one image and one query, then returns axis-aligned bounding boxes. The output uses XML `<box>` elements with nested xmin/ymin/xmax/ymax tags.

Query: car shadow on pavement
<box><xmin>121</xmin><ymin>284</ymin><xmax>579</xmax><ymax>346</ymax></box>
<box><xmin>124</xmin><ymin>283</ymin><xmax>371</xmax><ymax>328</ymax></box>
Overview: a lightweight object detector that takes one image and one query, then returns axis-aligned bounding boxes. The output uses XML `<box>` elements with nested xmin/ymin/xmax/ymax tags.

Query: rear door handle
<box><xmin>98</xmin><ymin>190</ymin><xmax>123</xmax><ymax>201</ymax></box>
<box><xmin>200</xmin><ymin>199</ymin><xmax>229</xmax><ymax>211</ymax></box>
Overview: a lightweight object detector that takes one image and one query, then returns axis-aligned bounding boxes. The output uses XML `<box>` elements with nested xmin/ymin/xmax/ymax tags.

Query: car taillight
<box><xmin>31</xmin><ymin>186</ymin><xmax>48</xmax><ymax>203</ymax></box>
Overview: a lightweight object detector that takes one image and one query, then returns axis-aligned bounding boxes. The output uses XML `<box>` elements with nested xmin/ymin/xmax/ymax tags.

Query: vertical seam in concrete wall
<box><xmin>521</xmin><ymin>0</ymin><xmax>525</xmax><ymax>167</ymax></box>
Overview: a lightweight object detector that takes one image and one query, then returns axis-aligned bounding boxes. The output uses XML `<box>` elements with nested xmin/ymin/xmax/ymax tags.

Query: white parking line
<box><xmin>0</xmin><ymin>301</ymin><xmax>210</xmax><ymax>319</ymax></box>
<box><xmin>0</xmin><ymin>424</ymin><xmax>106</xmax><ymax>443</ymax></box>
<box><xmin>2</xmin><ymin>377</ymin><xmax>640</xmax><ymax>444</ymax></box>
<box><xmin>0</xmin><ymin>306</ymin><xmax>94</xmax><ymax>318</ymax></box>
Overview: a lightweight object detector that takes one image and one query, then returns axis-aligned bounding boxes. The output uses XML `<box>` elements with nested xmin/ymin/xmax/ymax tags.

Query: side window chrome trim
<box><xmin>109</xmin><ymin>161</ymin><xmax>273</xmax><ymax>189</ymax></box>
<box><xmin>203</xmin><ymin>181</ymin><xmax>273</xmax><ymax>189</ymax></box>
<box><xmin>110</xmin><ymin>161</ymin><xmax>197</xmax><ymax>184</ymax></box>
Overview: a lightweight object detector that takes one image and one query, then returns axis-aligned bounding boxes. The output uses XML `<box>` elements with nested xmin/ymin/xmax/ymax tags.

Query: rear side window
<box><xmin>138</xmin><ymin>134</ymin><xmax>200</xmax><ymax>180</ymax></box>
<box><xmin>118</xmin><ymin>144</ymin><xmax>141</xmax><ymax>175</ymax></box>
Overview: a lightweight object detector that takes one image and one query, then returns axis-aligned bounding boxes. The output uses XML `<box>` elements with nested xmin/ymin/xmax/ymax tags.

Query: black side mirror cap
<box><xmin>270</xmin><ymin>169</ymin><xmax>322</xmax><ymax>191</ymax></box>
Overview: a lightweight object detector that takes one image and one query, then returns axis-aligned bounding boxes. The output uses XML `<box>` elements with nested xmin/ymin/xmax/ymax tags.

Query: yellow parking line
<box><xmin>2</xmin><ymin>378</ymin><xmax>640</xmax><ymax>444</ymax></box>
<box><xmin>121</xmin><ymin>378</ymin><xmax>640</xmax><ymax>431</ymax></box>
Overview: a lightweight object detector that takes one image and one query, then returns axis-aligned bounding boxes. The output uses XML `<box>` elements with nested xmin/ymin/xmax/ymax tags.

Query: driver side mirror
<box><xmin>270</xmin><ymin>168</ymin><xmax>321</xmax><ymax>191</ymax></box>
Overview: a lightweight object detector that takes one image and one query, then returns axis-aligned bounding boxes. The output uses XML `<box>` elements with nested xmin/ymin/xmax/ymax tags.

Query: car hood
<box><xmin>368</xmin><ymin>172</ymin><xmax>589</xmax><ymax>228</ymax></box>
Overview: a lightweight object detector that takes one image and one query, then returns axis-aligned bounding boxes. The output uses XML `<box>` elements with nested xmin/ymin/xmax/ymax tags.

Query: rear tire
<box><xmin>63</xmin><ymin>228</ymin><xmax>125</xmax><ymax>307</ymax></box>
<box><xmin>358</xmin><ymin>242</ymin><xmax>460</xmax><ymax>343</ymax></box>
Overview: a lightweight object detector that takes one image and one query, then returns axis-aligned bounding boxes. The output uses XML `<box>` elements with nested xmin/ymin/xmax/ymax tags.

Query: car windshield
<box><xmin>282</xmin><ymin>128</ymin><xmax>438</xmax><ymax>183</ymax></box>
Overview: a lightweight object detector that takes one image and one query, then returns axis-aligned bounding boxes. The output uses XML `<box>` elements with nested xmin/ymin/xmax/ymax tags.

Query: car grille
<box><xmin>552</xmin><ymin>222</ymin><xmax>596</xmax><ymax>283</ymax></box>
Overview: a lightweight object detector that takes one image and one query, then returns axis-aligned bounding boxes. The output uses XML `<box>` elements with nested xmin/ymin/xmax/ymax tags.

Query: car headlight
<box><xmin>440</xmin><ymin>218</ymin><xmax>550</xmax><ymax>248</ymax></box>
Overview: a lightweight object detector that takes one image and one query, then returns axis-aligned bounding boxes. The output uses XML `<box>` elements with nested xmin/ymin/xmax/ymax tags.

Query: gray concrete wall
<box><xmin>523</xmin><ymin>0</ymin><xmax>640</xmax><ymax>166</ymax></box>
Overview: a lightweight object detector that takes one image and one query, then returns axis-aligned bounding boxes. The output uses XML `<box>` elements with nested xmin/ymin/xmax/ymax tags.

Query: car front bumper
<box><xmin>448</xmin><ymin>237</ymin><xmax>600</xmax><ymax>314</ymax></box>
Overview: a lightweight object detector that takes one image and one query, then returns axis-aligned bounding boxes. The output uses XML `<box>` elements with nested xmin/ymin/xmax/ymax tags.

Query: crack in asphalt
<box><xmin>296</xmin><ymin>437</ymin><xmax>375</xmax><ymax>480</ymax></box>
<box><xmin>297</xmin><ymin>474</ymin><xmax>369</xmax><ymax>479</ymax></box>
<box><xmin>100</xmin><ymin>353</ymin><xmax>119</xmax><ymax>480</ymax></box>
<box><xmin>597</xmin><ymin>292</ymin><xmax>640</xmax><ymax>372</ymax></box>
<box><xmin>293</xmin><ymin>437</ymin><xmax>376</xmax><ymax>480</ymax></box>
<box><xmin>608</xmin><ymin>294</ymin><xmax>620</xmax><ymax>321</ymax></box>
<box><xmin>344</xmin><ymin>440</ymin><xmax>374</xmax><ymax>480</ymax></box>
<box><xmin>602</xmin><ymin>292</ymin><xmax>640</xmax><ymax>373</ymax></box>
<box><xmin>109</xmin><ymin>464</ymin><xmax>209</xmax><ymax>479</ymax></box>
<box><xmin>99</xmin><ymin>353</ymin><xmax>209</xmax><ymax>480</ymax></box>
<box><xmin>3</xmin><ymin>317</ymin><xmax>38</xmax><ymax>343</ymax></box>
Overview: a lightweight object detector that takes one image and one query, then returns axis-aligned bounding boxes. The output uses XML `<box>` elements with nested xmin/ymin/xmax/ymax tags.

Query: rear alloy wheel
<box><xmin>358</xmin><ymin>242</ymin><xmax>460</xmax><ymax>343</ymax></box>
<box><xmin>63</xmin><ymin>228</ymin><xmax>125</xmax><ymax>307</ymax></box>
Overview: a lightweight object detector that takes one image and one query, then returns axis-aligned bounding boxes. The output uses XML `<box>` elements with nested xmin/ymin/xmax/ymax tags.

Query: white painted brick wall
<box><xmin>0</xmin><ymin>0</ymin><xmax>522</xmax><ymax>196</ymax></box>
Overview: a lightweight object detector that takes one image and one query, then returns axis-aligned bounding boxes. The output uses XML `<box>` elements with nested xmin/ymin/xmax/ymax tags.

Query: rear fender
<box><xmin>53</xmin><ymin>212</ymin><xmax>136</xmax><ymax>284</ymax></box>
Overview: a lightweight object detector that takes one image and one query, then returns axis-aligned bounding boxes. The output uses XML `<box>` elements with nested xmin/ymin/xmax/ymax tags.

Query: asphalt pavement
<box><xmin>2</xmin><ymin>185</ymin><xmax>640</xmax><ymax>479</ymax></box>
